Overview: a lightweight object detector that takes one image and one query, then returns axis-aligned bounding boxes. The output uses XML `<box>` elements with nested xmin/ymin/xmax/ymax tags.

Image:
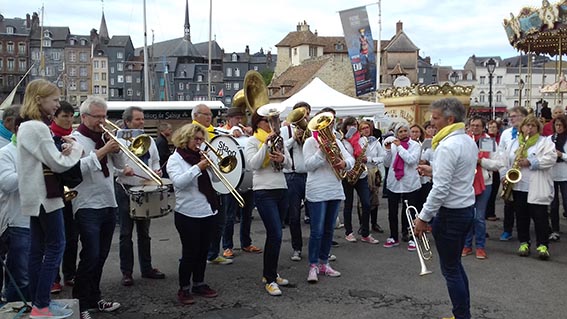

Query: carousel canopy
<box><xmin>504</xmin><ymin>0</ymin><xmax>567</xmax><ymax>56</ymax></box>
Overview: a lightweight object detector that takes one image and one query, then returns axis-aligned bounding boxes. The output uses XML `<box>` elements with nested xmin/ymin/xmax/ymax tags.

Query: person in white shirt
<box><xmin>501</xmin><ymin>115</ymin><xmax>556</xmax><ymax>260</ymax></box>
<box><xmin>245</xmin><ymin>111</ymin><xmax>291</xmax><ymax>296</ymax></box>
<box><xmin>115</xmin><ymin>106</ymin><xmax>165</xmax><ymax>286</ymax></box>
<box><xmin>0</xmin><ymin>105</ymin><xmax>18</xmax><ymax>148</ymax></box>
<box><xmin>549</xmin><ymin>115</ymin><xmax>567</xmax><ymax>241</ymax></box>
<box><xmin>167</xmin><ymin>123</ymin><xmax>220</xmax><ymax>305</ymax></box>
<box><xmin>383</xmin><ymin>123</ymin><xmax>421</xmax><ymax>251</ymax></box>
<box><xmin>415</xmin><ymin>97</ymin><xmax>477</xmax><ymax>319</ymax></box>
<box><xmin>17</xmin><ymin>79</ymin><xmax>82</xmax><ymax>319</ymax></box>
<box><xmin>303</xmin><ymin>109</ymin><xmax>354</xmax><ymax>284</ymax></box>
<box><xmin>71</xmin><ymin>96</ymin><xmax>124</xmax><ymax>318</ymax></box>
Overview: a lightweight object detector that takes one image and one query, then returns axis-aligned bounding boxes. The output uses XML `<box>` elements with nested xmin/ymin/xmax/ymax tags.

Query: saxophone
<box><xmin>500</xmin><ymin>135</ymin><xmax>529</xmax><ymax>202</ymax></box>
<box><xmin>345</xmin><ymin>141</ymin><xmax>368</xmax><ymax>185</ymax></box>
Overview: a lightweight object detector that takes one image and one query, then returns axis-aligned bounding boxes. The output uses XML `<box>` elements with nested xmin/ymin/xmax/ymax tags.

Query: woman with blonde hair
<box><xmin>167</xmin><ymin>123</ymin><xmax>219</xmax><ymax>305</ymax></box>
<box><xmin>17</xmin><ymin>79</ymin><xmax>83</xmax><ymax>318</ymax></box>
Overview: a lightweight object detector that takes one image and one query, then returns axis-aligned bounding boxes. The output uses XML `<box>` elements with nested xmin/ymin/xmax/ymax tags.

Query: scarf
<box><xmin>553</xmin><ymin>132</ymin><xmax>566</xmax><ymax>162</ymax></box>
<box><xmin>10</xmin><ymin>133</ymin><xmax>17</xmax><ymax>145</ymax></box>
<box><xmin>191</xmin><ymin>120</ymin><xmax>215</xmax><ymax>141</ymax></box>
<box><xmin>0</xmin><ymin>121</ymin><xmax>12</xmax><ymax>142</ymax></box>
<box><xmin>50</xmin><ymin>122</ymin><xmax>73</xmax><ymax>137</ymax></box>
<box><xmin>176</xmin><ymin>147</ymin><xmax>219</xmax><ymax>212</ymax></box>
<box><xmin>76</xmin><ymin>123</ymin><xmax>109</xmax><ymax>177</ymax></box>
<box><xmin>392</xmin><ymin>137</ymin><xmax>410</xmax><ymax>180</ymax></box>
<box><xmin>347</xmin><ymin>131</ymin><xmax>363</xmax><ymax>157</ymax></box>
<box><xmin>471</xmin><ymin>133</ymin><xmax>490</xmax><ymax>195</ymax></box>
<box><xmin>431</xmin><ymin>123</ymin><xmax>465</xmax><ymax>150</ymax></box>
<box><xmin>517</xmin><ymin>132</ymin><xmax>539</xmax><ymax>159</ymax></box>
<box><xmin>253</xmin><ymin>128</ymin><xmax>271</xmax><ymax>168</ymax></box>
<box><xmin>488</xmin><ymin>132</ymin><xmax>500</xmax><ymax>145</ymax></box>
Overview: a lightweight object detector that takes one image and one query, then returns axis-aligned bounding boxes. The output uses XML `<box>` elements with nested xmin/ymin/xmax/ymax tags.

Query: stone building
<box><xmin>0</xmin><ymin>13</ymin><xmax>32</xmax><ymax>104</ymax></box>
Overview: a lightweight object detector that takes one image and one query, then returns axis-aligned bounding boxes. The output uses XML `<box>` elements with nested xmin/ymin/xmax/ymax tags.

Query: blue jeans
<box><xmin>254</xmin><ymin>189</ymin><xmax>286</xmax><ymax>284</ymax></box>
<box><xmin>1</xmin><ymin>227</ymin><xmax>30</xmax><ymax>302</ymax></box>
<box><xmin>343</xmin><ymin>177</ymin><xmax>371</xmax><ymax>237</ymax></box>
<box><xmin>72</xmin><ymin>207</ymin><xmax>116</xmax><ymax>312</ymax></box>
<box><xmin>432</xmin><ymin>206</ymin><xmax>474</xmax><ymax>319</ymax></box>
<box><xmin>116</xmin><ymin>184</ymin><xmax>153</xmax><ymax>275</ymax></box>
<box><xmin>29</xmin><ymin>207</ymin><xmax>66</xmax><ymax>309</ymax></box>
<box><xmin>307</xmin><ymin>200</ymin><xmax>341</xmax><ymax>265</ymax></box>
<box><xmin>223</xmin><ymin>191</ymin><xmax>255</xmax><ymax>249</ymax></box>
<box><xmin>465</xmin><ymin>185</ymin><xmax>491</xmax><ymax>249</ymax></box>
<box><xmin>285</xmin><ymin>173</ymin><xmax>307</xmax><ymax>251</ymax></box>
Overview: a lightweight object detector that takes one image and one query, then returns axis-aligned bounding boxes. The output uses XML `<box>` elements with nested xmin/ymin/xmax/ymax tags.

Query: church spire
<box><xmin>184</xmin><ymin>0</ymin><xmax>191</xmax><ymax>41</ymax></box>
<box><xmin>99</xmin><ymin>2</ymin><xmax>109</xmax><ymax>43</ymax></box>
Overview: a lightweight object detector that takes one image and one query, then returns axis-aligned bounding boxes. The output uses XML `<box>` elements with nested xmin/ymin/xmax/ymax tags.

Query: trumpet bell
<box><xmin>243</xmin><ymin>71</ymin><xmax>270</xmax><ymax>114</ymax></box>
<box><xmin>308</xmin><ymin>112</ymin><xmax>334</xmax><ymax>131</ymax></box>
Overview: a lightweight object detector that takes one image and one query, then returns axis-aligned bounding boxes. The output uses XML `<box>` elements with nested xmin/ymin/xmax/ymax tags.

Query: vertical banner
<box><xmin>339</xmin><ymin>6</ymin><xmax>377</xmax><ymax>96</ymax></box>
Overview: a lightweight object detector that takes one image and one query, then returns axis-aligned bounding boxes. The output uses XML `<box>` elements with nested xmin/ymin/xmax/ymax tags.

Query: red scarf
<box><xmin>176</xmin><ymin>147</ymin><xmax>219</xmax><ymax>212</ymax></box>
<box><xmin>471</xmin><ymin>133</ymin><xmax>490</xmax><ymax>195</ymax></box>
<box><xmin>50</xmin><ymin>122</ymin><xmax>72</xmax><ymax>137</ymax></box>
<box><xmin>347</xmin><ymin>131</ymin><xmax>363</xmax><ymax>157</ymax></box>
<box><xmin>392</xmin><ymin>137</ymin><xmax>410</xmax><ymax>180</ymax></box>
<box><xmin>76</xmin><ymin>123</ymin><xmax>109</xmax><ymax>177</ymax></box>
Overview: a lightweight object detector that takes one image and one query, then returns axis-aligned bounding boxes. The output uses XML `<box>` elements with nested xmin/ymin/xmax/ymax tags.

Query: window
<box><xmin>179</xmin><ymin>82</ymin><xmax>184</xmax><ymax>90</ymax></box>
<box><xmin>69</xmin><ymin>39</ymin><xmax>76</xmax><ymax>45</ymax></box>
<box><xmin>479</xmin><ymin>92</ymin><xmax>485</xmax><ymax>103</ymax></box>
<box><xmin>177</xmin><ymin>93</ymin><xmax>184</xmax><ymax>101</ymax></box>
<box><xmin>101</xmin><ymin>86</ymin><xmax>107</xmax><ymax>94</ymax></box>
<box><xmin>293</xmin><ymin>48</ymin><xmax>298</xmax><ymax>56</ymax></box>
<box><xmin>117</xmin><ymin>75</ymin><xmax>124</xmax><ymax>83</ymax></box>
<box><xmin>80</xmin><ymin>81</ymin><xmax>87</xmax><ymax>91</ymax></box>
<box><xmin>335</xmin><ymin>43</ymin><xmax>344</xmax><ymax>50</ymax></box>
<box><xmin>102</xmin><ymin>73</ymin><xmax>107</xmax><ymax>80</ymax></box>
<box><xmin>93</xmin><ymin>60</ymin><xmax>99</xmax><ymax>69</ymax></box>
<box><xmin>69</xmin><ymin>80</ymin><xmax>77</xmax><ymax>91</ymax></box>
<box><xmin>234</xmin><ymin>68</ymin><xmax>240</xmax><ymax>77</ymax></box>
<box><xmin>94</xmin><ymin>85</ymin><xmax>100</xmax><ymax>94</ymax></box>
<box><xmin>210</xmin><ymin>85</ymin><xmax>216</xmax><ymax>93</ymax></box>
<box><xmin>79</xmin><ymin>52</ymin><xmax>87</xmax><ymax>62</ymax></box>
<box><xmin>197</xmin><ymin>75</ymin><xmax>203</xmax><ymax>82</ymax></box>
<box><xmin>231</xmin><ymin>53</ymin><xmax>238</xmax><ymax>62</ymax></box>
<box><xmin>32</xmin><ymin>51</ymin><xmax>39</xmax><ymax>60</ymax></box>
<box><xmin>94</xmin><ymin>73</ymin><xmax>100</xmax><ymax>81</ymax></box>
<box><xmin>225</xmin><ymin>82</ymin><xmax>231</xmax><ymax>90</ymax></box>
<box><xmin>496</xmin><ymin>76</ymin><xmax>503</xmax><ymax>85</ymax></box>
<box><xmin>253</xmin><ymin>66</ymin><xmax>258</xmax><ymax>71</ymax></box>
<box><xmin>136</xmin><ymin>77</ymin><xmax>140</xmax><ymax>83</ymax></box>
<box><xmin>69</xmin><ymin>67</ymin><xmax>76</xmax><ymax>76</ymax></box>
<box><xmin>101</xmin><ymin>61</ymin><xmax>106</xmax><ymax>68</ymax></box>
<box><xmin>234</xmin><ymin>82</ymin><xmax>240</xmax><ymax>90</ymax></box>
<box><xmin>110</xmin><ymin>67</ymin><xmax>114</xmax><ymax>74</ymax></box>
<box><xmin>309</xmin><ymin>46</ymin><xmax>317</xmax><ymax>57</ymax></box>
<box><xmin>117</xmin><ymin>52</ymin><xmax>124</xmax><ymax>59</ymax></box>
<box><xmin>226</xmin><ymin>68</ymin><xmax>232</xmax><ymax>77</ymax></box>
<box><xmin>18</xmin><ymin>59</ymin><xmax>26</xmax><ymax>70</ymax></box>
<box><xmin>69</xmin><ymin>51</ymin><xmax>76</xmax><ymax>62</ymax></box>
<box><xmin>43</xmin><ymin>39</ymin><xmax>51</xmax><ymax>47</ymax></box>
<box><xmin>514</xmin><ymin>75</ymin><xmax>520</xmax><ymax>83</ymax></box>
<box><xmin>110</xmin><ymin>89</ymin><xmax>115</xmax><ymax>97</ymax></box>
<box><xmin>496</xmin><ymin>91</ymin><xmax>502</xmax><ymax>103</ymax></box>
<box><xmin>6</xmin><ymin>26</ymin><xmax>14</xmax><ymax>34</ymax></box>
<box><xmin>126</xmin><ymin>75</ymin><xmax>132</xmax><ymax>83</ymax></box>
<box><xmin>7</xmin><ymin>59</ymin><xmax>14</xmax><ymax>71</ymax></box>
<box><xmin>479</xmin><ymin>76</ymin><xmax>485</xmax><ymax>85</ymax></box>
<box><xmin>466</xmin><ymin>73</ymin><xmax>473</xmax><ymax>81</ymax></box>
<box><xmin>18</xmin><ymin>43</ymin><xmax>25</xmax><ymax>55</ymax></box>
<box><xmin>127</xmin><ymin>88</ymin><xmax>133</xmax><ymax>96</ymax></box>
<box><xmin>80</xmin><ymin>39</ymin><xmax>87</xmax><ymax>46</ymax></box>
<box><xmin>7</xmin><ymin>42</ymin><xmax>14</xmax><ymax>53</ymax></box>
<box><xmin>514</xmin><ymin>89</ymin><xmax>519</xmax><ymax>96</ymax></box>
<box><xmin>117</xmin><ymin>63</ymin><xmax>123</xmax><ymax>71</ymax></box>
<box><xmin>80</xmin><ymin>67</ymin><xmax>87</xmax><ymax>77</ymax></box>
<box><xmin>196</xmin><ymin>83</ymin><xmax>200</xmax><ymax>91</ymax></box>
<box><xmin>225</xmin><ymin>97</ymin><xmax>231</xmax><ymax>104</ymax></box>
<box><xmin>52</xmin><ymin>51</ymin><xmax>60</xmax><ymax>60</ymax></box>
<box><xmin>110</xmin><ymin>78</ymin><xmax>115</xmax><ymax>85</ymax></box>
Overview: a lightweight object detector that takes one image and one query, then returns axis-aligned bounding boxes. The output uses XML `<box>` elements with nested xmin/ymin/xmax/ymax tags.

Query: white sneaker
<box><xmin>408</xmin><ymin>240</ymin><xmax>417</xmax><ymax>251</ymax></box>
<box><xmin>307</xmin><ymin>264</ymin><xmax>319</xmax><ymax>283</ymax></box>
<box><xmin>262</xmin><ymin>274</ymin><xmax>289</xmax><ymax>286</ymax></box>
<box><xmin>361</xmin><ymin>235</ymin><xmax>379</xmax><ymax>244</ymax></box>
<box><xmin>265</xmin><ymin>282</ymin><xmax>282</xmax><ymax>296</ymax></box>
<box><xmin>345</xmin><ymin>232</ymin><xmax>357</xmax><ymax>242</ymax></box>
<box><xmin>328</xmin><ymin>254</ymin><xmax>337</xmax><ymax>261</ymax></box>
<box><xmin>290</xmin><ymin>250</ymin><xmax>301</xmax><ymax>261</ymax></box>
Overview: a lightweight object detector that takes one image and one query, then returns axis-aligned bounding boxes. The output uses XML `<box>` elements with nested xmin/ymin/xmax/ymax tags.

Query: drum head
<box><xmin>209</xmin><ymin>135</ymin><xmax>247</xmax><ymax>194</ymax></box>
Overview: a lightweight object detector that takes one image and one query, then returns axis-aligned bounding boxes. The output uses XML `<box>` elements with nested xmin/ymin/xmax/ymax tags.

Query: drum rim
<box><xmin>209</xmin><ymin>134</ymin><xmax>246</xmax><ymax>190</ymax></box>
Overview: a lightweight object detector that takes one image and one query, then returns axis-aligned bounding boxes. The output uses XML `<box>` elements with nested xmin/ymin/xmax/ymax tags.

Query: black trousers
<box><xmin>387</xmin><ymin>190</ymin><xmax>420</xmax><ymax>241</ymax></box>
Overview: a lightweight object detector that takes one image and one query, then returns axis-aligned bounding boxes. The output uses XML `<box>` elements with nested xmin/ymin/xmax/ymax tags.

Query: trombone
<box><xmin>203</xmin><ymin>141</ymin><xmax>237</xmax><ymax>174</ymax></box>
<box><xmin>200</xmin><ymin>149</ymin><xmax>245</xmax><ymax>208</ymax></box>
<box><xmin>99</xmin><ymin>120</ymin><xmax>163</xmax><ymax>186</ymax></box>
<box><xmin>404</xmin><ymin>200</ymin><xmax>433</xmax><ymax>276</ymax></box>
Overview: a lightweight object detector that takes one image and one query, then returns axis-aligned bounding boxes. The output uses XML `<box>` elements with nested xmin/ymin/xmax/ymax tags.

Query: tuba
<box><xmin>500</xmin><ymin>135</ymin><xmax>529</xmax><ymax>202</ymax></box>
<box><xmin>307</xmin><ymin>112</ymin><xmax>347</xmax><ymax>180</ymax></box>
<box><xmin>257</xmin><ymin>103</ymin><xmax>286</xmax><ymax>172</ymax></box>
<box><xmin>286</xmin><ymin>107</ymin><xmax>311</xmax><ymax>144</ymax></box>
<box><xmin>243</xmin><ymin>71</ymin><xmax>270</xmax><ymax>115</ymax></box>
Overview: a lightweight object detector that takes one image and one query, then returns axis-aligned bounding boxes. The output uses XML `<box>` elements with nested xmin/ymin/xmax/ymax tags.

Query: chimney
<box><xmin>396</xmin><ymin>21</ymin><xmax>403</xmax><ymax>34</ymax></box>
<box><xmin>425</xmin><ymin>56</ymin><xmax>431</xmax><ymax>64</ymax></box>
<box><xmin>297</xmin><ymin>22</ymin><xmax>301</xmax><ymax>31</ymax></box>
<box><xmin>26</xmin><ymin>13</ymin><xmax>31</xmax><ymax>28</ymax></box>
<box><xmin>314</xmin><ymin>29</ymin><xmax>318</xmax><ymax>36</ymax></box>
<box><xmin>245</xmin><ymin>45</ymin><xmax>250</xmax><ymax>55</ymax></box>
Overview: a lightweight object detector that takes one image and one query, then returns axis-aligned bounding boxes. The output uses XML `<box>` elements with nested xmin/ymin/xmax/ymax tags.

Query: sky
<box><xmin>2</xmin><ymin>0</ymin><xmax>545</xmax><ymax>69</ymax></box>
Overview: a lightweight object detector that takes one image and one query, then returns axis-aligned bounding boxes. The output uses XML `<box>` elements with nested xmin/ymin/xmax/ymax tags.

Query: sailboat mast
<box><xmin>143</xmin><ymin>0</ymin><xmax>150</xmax><ymax>101</ymax></box>
<box><xmin>39</xmin><ymin>4</ymin><xmax>45</xmax><ymax>76</ymax></box>
<box><xmin>208</xmin><ymin>0</ymin><xmax>212</xmax><ymax>100</ymax></box>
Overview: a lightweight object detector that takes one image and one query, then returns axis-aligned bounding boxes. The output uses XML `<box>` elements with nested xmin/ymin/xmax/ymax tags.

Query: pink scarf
<box><xmin>392</xmin><ymin>137</ymin><xmax>410</xmax><ymax>180</ymax></box>
<box><xmin>470</xmin><ymin>133</ymin><xmax>490</xmax><ymax>195</ymax></box>
<box><xmin>347</xmin><ymin>131</ymin><xmax>363</xmax><ymax>157</ymax></box>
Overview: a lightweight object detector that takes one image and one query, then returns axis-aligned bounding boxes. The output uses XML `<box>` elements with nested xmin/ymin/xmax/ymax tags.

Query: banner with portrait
<box><xmin>339</xmin><ymin>6</ymin><xmax>377</xmax><ymax>96</ymax></box>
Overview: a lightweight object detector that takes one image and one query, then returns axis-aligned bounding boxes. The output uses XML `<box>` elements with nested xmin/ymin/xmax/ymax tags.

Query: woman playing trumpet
<box><xmin>167</xmin><ymin>124</ymin><xmax>219</xmax><ymax>305</ymax></box>
<box><xmin>245</xmin><ymin>112</ymin><xmax>291</xmax><ymax>296</ymax></box>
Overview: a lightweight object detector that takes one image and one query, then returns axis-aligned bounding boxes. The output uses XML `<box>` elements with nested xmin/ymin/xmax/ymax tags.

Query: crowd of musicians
<box><xmin>0</xmin><ymin>78</ymin><xmax>565</xmax><ymax>319</ymax></box>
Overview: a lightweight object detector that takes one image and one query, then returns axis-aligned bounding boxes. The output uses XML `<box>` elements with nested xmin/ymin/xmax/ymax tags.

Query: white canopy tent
<box><xmin>280</xmin><ymin>77</ymin><xmax>385</xmax><ymax>118</ymax></box>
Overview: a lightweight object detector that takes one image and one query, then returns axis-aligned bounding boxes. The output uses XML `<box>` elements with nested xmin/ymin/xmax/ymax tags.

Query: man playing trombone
<box><xmin>415</xmin><ymin>98</ymin><xmax>477</xmax><ymax>319</ymax></box>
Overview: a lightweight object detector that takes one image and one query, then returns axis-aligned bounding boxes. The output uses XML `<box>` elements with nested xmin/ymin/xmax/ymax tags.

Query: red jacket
<box><xmin>543</xmin><ymin>119</ymin><xmax>555</xmax><ymax>136</ymax></box>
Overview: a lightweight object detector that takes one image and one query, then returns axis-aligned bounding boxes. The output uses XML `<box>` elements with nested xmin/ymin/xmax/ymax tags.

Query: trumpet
<box><xmin>200</xmin><ymin>150</ymin><xmax>245</xmax><ymax>208</ymax></box>
<box><xmin>63</xmin><ymin>186</ymin><xmax>78</xmax><ymax>202</ymax></box>
<box><xmin>404</xmin><ymin>200</ymin><xmax>433</xmax><ymax>276</ymax></box>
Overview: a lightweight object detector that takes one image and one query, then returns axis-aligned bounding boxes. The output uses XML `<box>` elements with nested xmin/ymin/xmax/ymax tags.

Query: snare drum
<box><xmin>128</xmin><ymin>179</ymin><xmax>173</xmax><ymax>219</ymax></box>
<box><xmin>208</xmin><ymin>135</ymin><xmax>252</xmax><ymax>194</ymax></box>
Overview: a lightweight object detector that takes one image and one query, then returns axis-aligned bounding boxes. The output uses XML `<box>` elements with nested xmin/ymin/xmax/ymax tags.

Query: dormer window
<box><xmin>80</xmin><ymin>39</ymin><xmax>87</xmax><ymax>46</ymax></box>
<box><xmin>6</xmin><ymin>26</ymin><xmax>14</xmax><ymax>34</ymax></box>
<box><xmin>70</xmin><ymin>38</ymin><xmax>76</xmax><ymax>45</ymax></box>
<box><xmin>231</xmin><ymin>53</ymin><xmax>238</xmax><ymax>62</ymax></box>
<box><xmin>335</xmin><ymin>43</ymin><xmax>344</xmax><ymax>50</ymax></box>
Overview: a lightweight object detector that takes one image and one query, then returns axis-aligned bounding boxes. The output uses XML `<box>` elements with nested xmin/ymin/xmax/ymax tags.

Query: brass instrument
<box><xmin>404</xmin><ymin>200</ymin><xmax>433</xmax><ymax>276</ymax></box>
<box><xmin>285</xmin><ymin>107</ymin><xmax>310</xmax><ymax>144</ymax></box>
<box><xmin>345</xmin><ymin>141</ymin><xmax>368</xmax><ymax>185</ymax></box>
<box><xmin>99</xmin><ymin>121</ymin><xmax>163</xmax><ymax>186</ymax></box>
<box><xmin>500</xmin><ymin>135</ymin><xmax>529</xmax><ymax>202</ymax></box>
<box><xmin>257</xmin><ymin>103</ymin><xmax>286</xmax><ymax>171</ymax></box>
<box><xmin>203</xmin><ymin>140</ymin><xmax>237</xmax><ymax>174</ymax></box>
<box><xmin>63</xmin><ymin>186</ymin><xmax>78</xmax><ymax>202</ymax></box>
<box><xmin>105</xmin><ymin>120</ymin><xmax>151</xmax><ymax>157</ymax></box>
<box><xmin>307</xmin><ymin>112</ymin><xmax>347</xmax><ymax>180</ymax></box>
<box><xmin>200</xmin><ymin>149</ymin><xmax>245</xmax><ymax>208</ymax></box>
<box><xmin>243</xmin><ymin>71</ymin><xmax>270</xmax><ymax>114</ymax></box>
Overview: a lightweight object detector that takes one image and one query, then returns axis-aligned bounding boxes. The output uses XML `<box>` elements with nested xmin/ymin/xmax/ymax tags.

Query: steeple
<box><xmin>99</xmin><ymin>11</ymin><xmax>109</xmax><ymax>43</ymax></box>
<box><xmin>184</xmin><ymin>0</ymin><xmax>191</xmax><ymax>41</ymax></box>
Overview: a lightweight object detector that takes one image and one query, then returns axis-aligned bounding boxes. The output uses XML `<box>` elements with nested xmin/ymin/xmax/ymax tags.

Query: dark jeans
<box><xmin>417</xmin><ymin>182</ymin><xmax>432</xmax><ymax>213</ymax></box>
<box><xmin>207</xmin><ymin>201</ymin><xmax>227</xmax><ymax>261</ymax></box>
<box><xmin>254</xmin><ymin>189</ymin><xmax>286</xmax><ymax>284</ymax></box>
<box><xmin>485</xmin><ymin>172</ymin><xmax>500</xmax><ymax>218</ymax></box>
<box><xmin>116</xmin><ymin>184</ymin><xmax>153</xmax><ymax>275</ymax></box>
<box><xmin>56</xmin><ymin>202</ymin><xmax>78</xmax><ymax>283</ymax></box>
<box><xmin>513</xmin><ymin>191</ymin><xmax>549</xmax><ymax>247</ymax></box>
<box><xmin>307</xmin><ymin>200</ymin><xmax>341</xmax><ymax>265</ymax></box>
<box><xmin>343</xmin><ymin>177</ymin><xmax>371</xmax><ymax>237</ymax></box>
<box><xmin>285</xmin><ymin>173</ymin><xmax>307</xmax><ymax>251</ymax></box>
<box><xmin>29</xmin><ymin>207</ymin><xmax>65</xmax><ymax>309</ymax></box>
<box><xmin>550</xmin><ymin>181</ymin><xmax>567</xmax><ymax>232</ymax></box>
<box><xmin>432</xmin><ymin>206</ymin><xmax>474</xmax><ymax>319</ymax></box>
<box><xmin>503</xmin><ymin>199</ymin><xmax>515</xmax><ymax>234</ymax></box>
<box><xmin>386</xmin><ymin>190</ymin><xmax>420</xmax><ymax>241</ymax></box>
<box><xmin>72</xmin><ymin>207</ymin><xmax>116</xmax><ymax>312</ymax></box>
<box><xmin>175</xmin><ymin>212</ymin><xmax>214</xmax><ymax>288</ymax></box>
<box><xmin>1</xmin><ymin>227</ymin><xmax>30</xmax><ymax>302</ymax></box>
<box><xmin>222</xmin><ymin>191</ymin><xmax>255</xmax><ymax>249</ymax></box>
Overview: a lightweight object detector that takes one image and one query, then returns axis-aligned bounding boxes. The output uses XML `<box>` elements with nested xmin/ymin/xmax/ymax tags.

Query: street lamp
<box><xmin>518</xmin><ymin>78</ymin><xmax>525</xmax><ymax>107</ymax></box>
<box><xmin>450</xmin><ymin>71</ymin><xmax>459</xmax><ymax>85</ymax></box>
<box><xmin>486</xmin><ymin>58</ymin><xmax>496</xmax><ymax>119</ymax></box>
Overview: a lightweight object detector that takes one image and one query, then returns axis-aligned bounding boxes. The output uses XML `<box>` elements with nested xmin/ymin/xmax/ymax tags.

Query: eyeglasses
<box><xmin>193</xmin><ymin>137</ymin><xmax>205</xmax><ymax>142</ymax></box>
<box><xmin>85</xmin><ymin>113</ymin><xmax>107</xmax><ymax>120</ymax></box>
<box><xmin>197</xmin><ymin>112</ymin><xmax>213</xmax><ymax>117</ymax></box>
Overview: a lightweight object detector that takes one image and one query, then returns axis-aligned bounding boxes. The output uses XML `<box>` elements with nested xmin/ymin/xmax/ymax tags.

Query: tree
<box><xmin>260</xmin><ymin>69</ymin><xmax>274</xmax><ymax>86</ymax></box>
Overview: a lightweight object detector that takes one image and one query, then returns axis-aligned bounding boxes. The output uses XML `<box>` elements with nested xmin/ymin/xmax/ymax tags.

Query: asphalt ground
<box><xmin>47</xmin><ymin>196</ymin><xmax>567</xmax><ymax>319</ymax></box>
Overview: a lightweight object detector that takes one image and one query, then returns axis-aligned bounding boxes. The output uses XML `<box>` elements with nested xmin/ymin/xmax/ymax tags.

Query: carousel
<box><xmin>503</xmin><ymin>0</ymin><xmax>567</xmax><ymax>107</ymax></box>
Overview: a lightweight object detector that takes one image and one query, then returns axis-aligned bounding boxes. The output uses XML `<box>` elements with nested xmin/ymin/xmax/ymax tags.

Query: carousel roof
<box><xmin>503</xmin><ymin>0</ymin><xmax>567</xmax><ymax>56</ymax></box>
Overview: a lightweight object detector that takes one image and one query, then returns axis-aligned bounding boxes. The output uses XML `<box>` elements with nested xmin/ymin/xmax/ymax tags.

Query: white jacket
<box><xmin>383</xmin><ymin>139</ymin><xmax>421</xmax><ymax>193</ymax></box>
<box><xmin>0</xmin><ymin>143</ymin><xmax>29</xmax><ymax>234</ymax></box>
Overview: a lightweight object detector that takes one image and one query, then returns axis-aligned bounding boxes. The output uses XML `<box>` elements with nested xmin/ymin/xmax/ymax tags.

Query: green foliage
<box><xmin>260</xmin><ymin>69</ymin><xmax>274</xmax><ymax>85</ymax></box>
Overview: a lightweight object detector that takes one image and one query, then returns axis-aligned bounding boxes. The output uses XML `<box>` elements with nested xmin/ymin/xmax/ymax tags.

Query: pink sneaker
<box><xmin>318</xmin><ymin>263</ymin><xmax>341</xmax><ymax>277</ymax></box>
<box><xmin>307</xmin><ymin>264</ymin><xmax>319</xmax><ymax>283</ymax></box>
<box><xmin>361</xmin><ymin>235</ymin><xmax>379</xmax><ymax>244</ymax></box>
<box><xmin>383</xmin><ymin>237</ymin><xmax>400</xmax><ymax>248</ymax></box>
<box><xmin>408</xmin><ymin>240</ymin><xmax>417</xmax><ymax>251</ymax></box>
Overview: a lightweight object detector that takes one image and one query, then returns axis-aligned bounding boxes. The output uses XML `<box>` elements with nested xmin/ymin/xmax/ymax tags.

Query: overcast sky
<box><xmin>3</xmin><ymin>0</ymin><xmax>543</xmax><ymax>68</ymax></box>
